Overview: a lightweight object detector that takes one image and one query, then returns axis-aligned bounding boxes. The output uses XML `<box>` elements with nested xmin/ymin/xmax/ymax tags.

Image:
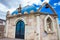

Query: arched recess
<box><xmin>44</xmin><ymin>15</ymin><xmax>54</xmax><ymax>33</ymax></box>
<box><xmin>15</xmin><ymin>20</ymin><xmax>25</xmax><ymax>39</ymax></box>
<box><xmin>14</xmin><ymin>18</ymin><xmax>26</xmax><ymax>39</ymax></box>
<box><xmin>14</xmin><ymin>18</ymin><xmax>26</xmax><ymax>25</ymax></box>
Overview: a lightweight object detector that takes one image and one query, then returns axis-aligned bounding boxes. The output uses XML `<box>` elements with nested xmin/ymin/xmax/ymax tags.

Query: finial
<box><xmin>7</xmin><ymin>11</ymin><xmax>10</xmax><ymax>16</ymax></box>
<box><xmin>18</xmin><ymin>4</ymin><xmax>22</xmax><ymax>13</ymax></box>
<box><xmin>7</xmin><ymin>11</ymin><xmax>10</xmax><ymax>14</ymax></box>
<box><xmin>19</xmin><ymin>4</ymin><xmax>22</xmax><ymax>10</ymax></box>
<box><xmin>19</xmin><ymin>4</ymin><xmax>21</xmax><ymax>7</ymax></box>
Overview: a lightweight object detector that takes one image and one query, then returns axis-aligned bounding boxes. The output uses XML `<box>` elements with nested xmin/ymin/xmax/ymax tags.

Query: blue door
<box><xmin>15</xmin><ymin>20</ymin><xmax>25</xmax><ymax>39</ymax></box>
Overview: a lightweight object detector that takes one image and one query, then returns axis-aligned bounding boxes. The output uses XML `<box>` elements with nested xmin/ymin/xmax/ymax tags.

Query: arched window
<box><xmin>44</xmin><ymin>15</ymin><xmax>54</xmax><ymax>33</ymax></box>
<box><xmin>46</xmin><ymin>17</ymin><xmax>53</xmax><ymax>32</ymax></box>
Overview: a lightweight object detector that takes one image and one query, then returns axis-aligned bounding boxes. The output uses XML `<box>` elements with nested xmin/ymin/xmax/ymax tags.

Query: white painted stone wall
<box><xmin>40</xmin><ymin>15</ymin><xmax>58</xmax><ymax>40</ymax></box>
<box><xmin>5</xmin><ymin>14</ymin><xmax>58</xmax><ymax>40</ymax></box>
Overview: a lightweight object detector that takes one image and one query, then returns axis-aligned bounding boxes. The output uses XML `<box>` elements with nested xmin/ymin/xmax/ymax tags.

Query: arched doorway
<box><xmin>15</xmin><ymin>20</ymin><xmax>25</xmax><ymax>39</ymax></box>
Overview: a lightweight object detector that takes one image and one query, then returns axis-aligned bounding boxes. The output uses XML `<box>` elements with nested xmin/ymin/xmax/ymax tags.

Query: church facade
<box><xmin>5</xmin><ymin>2</ymin><xmax>59</xmax><ymax>40</ymax></box>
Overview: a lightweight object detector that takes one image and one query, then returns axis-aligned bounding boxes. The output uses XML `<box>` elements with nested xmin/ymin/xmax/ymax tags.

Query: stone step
<box><xmin>0</xmin><ymin>38</ymin><xmax>24</xmax><ymax>40</ymax></box>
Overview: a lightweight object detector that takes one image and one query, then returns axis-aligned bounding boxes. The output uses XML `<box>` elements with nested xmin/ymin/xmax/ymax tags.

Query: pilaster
<box><xmin>35</xmin><ymin>14</ymin><xmax>40</xmax><ymax>40</ymax></box>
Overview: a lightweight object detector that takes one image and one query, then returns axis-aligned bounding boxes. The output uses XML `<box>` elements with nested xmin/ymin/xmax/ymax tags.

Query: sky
<box><xmin>0</xmin><ymin>0</ymin><xmax>60</xmax><ymax>24</ymax></box>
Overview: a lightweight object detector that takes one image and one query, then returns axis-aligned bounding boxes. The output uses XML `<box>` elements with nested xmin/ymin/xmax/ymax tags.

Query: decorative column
<box><xmin>5</xmin><ymin>20</ymin><xmax>8</xmax><ymax>37</ymax></box>
<box><xmin>5</xmin><ymin>11</ymin><xmax>10</xmax><ymax>37</ymax></box>
<box><xmin>35</xmin><ymin>14</ymin><xmax>40</xmax><ymax>40</ymax></box>
<box><xmin>56</xmin><ymin>18</ymin><xmax>60</xmax><ymax>40</ymax></box>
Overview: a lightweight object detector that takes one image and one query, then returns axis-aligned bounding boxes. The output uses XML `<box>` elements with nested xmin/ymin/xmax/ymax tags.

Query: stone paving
<box><xmin>0</xmin><ymin>38</ymin><xmax>24</xmax><ymax>40</ymax></box>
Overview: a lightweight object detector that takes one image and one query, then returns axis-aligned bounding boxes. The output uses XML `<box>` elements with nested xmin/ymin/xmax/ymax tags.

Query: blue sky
<box><xmin>0</xmin><ymin>0</ymin><xmax>60</xmax><ymax>24</ymax></box>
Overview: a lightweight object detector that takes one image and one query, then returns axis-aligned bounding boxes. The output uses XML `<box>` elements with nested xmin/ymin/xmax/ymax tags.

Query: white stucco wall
<box><xmin>5</xmin><ymin>14</ymin><xmax>58</xmax><ymax>40</ymax></box>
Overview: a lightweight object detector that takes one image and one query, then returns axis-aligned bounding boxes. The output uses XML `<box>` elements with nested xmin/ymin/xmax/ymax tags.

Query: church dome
<box><xmin>12</xmin><ymin>5</ymin><xmax>37</xmax><ymax>15</ymax></box>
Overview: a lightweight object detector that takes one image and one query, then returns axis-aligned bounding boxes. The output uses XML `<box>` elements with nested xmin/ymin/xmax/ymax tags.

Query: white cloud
<box><xmin>0</xmin><ymin>11</ymin><xmax>6</xmax><ymax>20</ymax></box>
<box><xmin>53</xmin><ymin>2</ymin><xmax>60</xmax><ymax>8</ymax></box>
<box><xmin>0</xmin><ymin>0</ymin><xmax>50</xmax><ymax>20</ymax></box>
<box><xmin>21</xmin><ymin>0</ymin><xmax>50</xmax><ymax>7</ymax></box>
<box><xmin>58</xmin><ymin>20</ymin><xmax>60</xmax><ymax>24</ymax></box>
<box><xmin>0</xmin><ymin>2</ymin><xmax>18</xmax><ymax>14</ymax></box>
<box><xmin>3</xmin><ymin>0</ymin><xmax>50</xmax><ymax>13</ymax></box>
<box><xmin>0</xmin><ymin>3</ymin><xmax>8</xmax><ymax>20</ymax></box>
<box><xmin>0</xmin><ymin>3</ymin><xmax>8</xmax><ymax>12</ymax></box>
<box><xmin>43</xmin><ymin>0</ymin><xmax>50</xmax><ymax>3</ymax></box>
<box><xmin>8</xmin><ymin>8</ymin><xmax>17</xmax><ymax>14</ymax></box>
<box><xmin>0</xmin><ymin>13</ymin><xmax>6</xmax><ymax>20</ymax></box>
<box><xmin>21</xmin><ymin>0</ymin><xmax>42</xmax><ymax>7</ymax></box>
<box><xmin>1</xmin><ymin>0</ymin><xmax>50</xmax><ymax>12</ymax></box>
<box><xmin>0</xmin><ymin>0</ymin><xmax>50</xmax><ymax>11</ymax></box>
<box><xmin>54</xmin><ymin>3</ymin><xmax>57</xmax><ymax>5</ymax></box>
<box><xmin>58</xmin><ymin>2</ymin><xmax>60</xmax><ymax>5</ymax></box>
<box><xmin>52</xmin><ymin>6</ymin><xmax>56</xmax><ymax>8</ymax></box>
<box><xmin>54</xmin><ymin>2</ymin><xmax>60</xmax><ymax>6</ymax></box>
